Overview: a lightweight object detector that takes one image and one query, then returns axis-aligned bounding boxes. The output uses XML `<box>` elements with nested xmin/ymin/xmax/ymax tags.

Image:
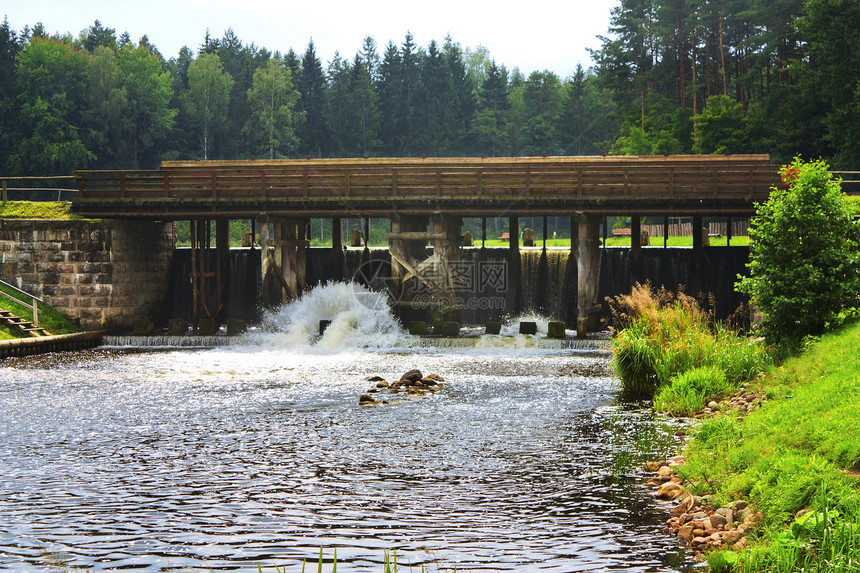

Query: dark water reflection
<box><xmin>0</xmin><ymin>345</ymin><xmax>692</xmax><ymax>572</ymax></box>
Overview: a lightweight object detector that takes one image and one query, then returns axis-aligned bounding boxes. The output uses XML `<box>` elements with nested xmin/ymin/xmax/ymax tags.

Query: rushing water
<box><xmin>0</xmin><ymin>284</ymin><xmax>693</xmax><ymax>572</ymax></box>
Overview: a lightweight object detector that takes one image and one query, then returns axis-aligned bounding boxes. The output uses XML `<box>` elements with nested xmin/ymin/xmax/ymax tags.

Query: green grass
<box><xmin>0</xmin><ymin>201</ymin><xmax>85</xmax><ymax>220</ymax></box>
<box><xmin>654</xmin><ymin>365</ymin><xmax>734</xmax><ymax>415</ymax></box>
<box><xmin>0</xmin><ymin>282</ymin><xmax>80</xmax><ymax>337</ymax></box>
<box><xmin>677</xmin><ymin>320</ymin><xmax>860</xmax><ymax>572</ymax></box>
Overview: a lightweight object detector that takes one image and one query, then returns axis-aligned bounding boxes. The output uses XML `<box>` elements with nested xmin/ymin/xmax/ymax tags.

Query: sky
<box><xmin>2</xmin><ymin>0</ymin><xmax>619</xmax><ymax>79</ymax></box>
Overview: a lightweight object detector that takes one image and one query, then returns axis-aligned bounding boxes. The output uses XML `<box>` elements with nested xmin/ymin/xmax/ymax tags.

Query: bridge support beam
<box><xmin>389</xmin><ymin>214</ymin><xmax>429</xmax><ymax>312</ymax></box>
<box><xmin>260</xmin><ymin>216</ymin><xmax>309</xmax><ymax>306</ymax></box>
<box><xmin>576</xmin><ymin>214</ymin><xmax>603</xmax><ymax>337</ymax></box>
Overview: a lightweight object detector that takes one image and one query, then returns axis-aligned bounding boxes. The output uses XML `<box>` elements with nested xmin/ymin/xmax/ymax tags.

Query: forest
<box><xmin>0</xmin><ymin>0</ymin><xmax>858</xmax><ymax>177</ymax></box>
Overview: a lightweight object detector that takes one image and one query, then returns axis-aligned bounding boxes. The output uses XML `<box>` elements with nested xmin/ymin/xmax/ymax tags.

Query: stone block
<box><xmin>547</xmin><ymin>321</ymin><xmax>566</xmax><ymax>339</ymax></box>
<box><xmin>197</xmin><ymin>319</ymin><xmax>218</xmax><ymax>336</ymax></box>
<box><xmin>519</xmin><ymin>321</ymin><xmax>538</xmax><ymax>335</ymax></box>
<box><xmin>318</xmin><ymin>319</ymin><xmax>331</xmax><ymax>336</ymax></box>
<box><xmin>439</xmin><ymin>321</ymin><xmax>460</xmax><ymax>337</ymax></box>
<box><xmin>133</xmin><ymin>317</ymin><xmax>155</xmax><ymax>335</ymax></box>
<box><xmin>485</xmin><ymin>321</ymin><xmax>502</xmax><ymax>335</ymax></box>
<box><xmin>227</xmin><ymin>319</ymin><xmax>246</xmax><ymax>336</ymax></box>
<box><xmin>167</xmin><ymin>318</ymin><xmax>188</xmax><ymax>336</ymax></box>
<box><xmin>408</xmin><ymin>321</ymin><xmax>427</xmax><ymax>335</ymax></box>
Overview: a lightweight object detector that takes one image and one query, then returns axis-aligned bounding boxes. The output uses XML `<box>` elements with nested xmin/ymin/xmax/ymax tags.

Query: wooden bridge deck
<box><xmin>72</xmin><ymin>155</ymin><xmax>779</xmax><ymax>219</ymax></box>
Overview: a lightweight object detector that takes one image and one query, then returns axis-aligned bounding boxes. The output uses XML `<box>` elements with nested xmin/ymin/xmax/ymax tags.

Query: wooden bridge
<box><xmin>70</xmin><ymin>155</ymin><xmax>781</xmax><ymax>335</ymax></box>
<box><xmin>72</xmin><ymin>155</ymin><xmax>778</xmax><ymax>218</ymax></box>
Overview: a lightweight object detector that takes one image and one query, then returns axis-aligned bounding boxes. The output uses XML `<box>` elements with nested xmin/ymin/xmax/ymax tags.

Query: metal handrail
<box><xmin>1</xmin><ymin>176</ymin><xmax>77</xmax><ymax>202</ymax></box>
<box><xmin>0</xmin><ymin>279</ymin><xmax>43</xmax><ymax>327</ymax></box>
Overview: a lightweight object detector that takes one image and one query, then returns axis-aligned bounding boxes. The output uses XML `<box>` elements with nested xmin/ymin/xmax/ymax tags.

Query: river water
<box><xmin>0</xmin><ymin>285</ymin><xmax>692</xmax><ymax>572</ymax></box>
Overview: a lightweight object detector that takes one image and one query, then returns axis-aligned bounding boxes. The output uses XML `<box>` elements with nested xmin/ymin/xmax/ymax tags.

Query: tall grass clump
<box><xmin>609</xmin><ymin>283</ymin><xmax>771</xmax><ymax>403</ymax></box>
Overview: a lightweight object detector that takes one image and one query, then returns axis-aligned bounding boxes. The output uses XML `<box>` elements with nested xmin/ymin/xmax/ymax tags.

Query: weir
<box><xmin>68</xmin><ymin>155</ymin><xmax>778</xmax><ymax>332</ymax></box>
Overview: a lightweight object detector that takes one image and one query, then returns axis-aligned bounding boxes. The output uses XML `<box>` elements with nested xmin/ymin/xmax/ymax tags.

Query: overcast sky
<box><xmin>3</xmin><ymin>0</ymin><xmax>619</xmax><ymax>79</ymax></box>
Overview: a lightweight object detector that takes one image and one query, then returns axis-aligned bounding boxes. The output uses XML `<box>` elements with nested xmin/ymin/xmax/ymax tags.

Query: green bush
<box><xmin>737</xmin><ymin>157</ymin><xmax>860</xmax><ymax>356</ymax></box>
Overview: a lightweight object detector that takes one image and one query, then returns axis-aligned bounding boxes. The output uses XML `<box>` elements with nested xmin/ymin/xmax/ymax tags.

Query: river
<box><xmin>0</xmin><ymin>284</ymin><xmax>692</xmax><ymax>572</ymax></box>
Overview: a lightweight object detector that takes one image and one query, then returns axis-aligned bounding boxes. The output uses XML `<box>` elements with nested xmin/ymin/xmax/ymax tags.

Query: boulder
<box><xmin>358</xmin><ymin>394</ymin><xmax>377</xmax><ymax>404</ymax></box>
<box><xmin>400</xmin><ymin>369</ymin><xmax>423</xmax><ymax>383</ymax></box>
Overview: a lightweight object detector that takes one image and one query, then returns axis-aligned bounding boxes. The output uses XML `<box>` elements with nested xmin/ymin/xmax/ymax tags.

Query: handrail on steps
<box><xmin>0</xmin><ymin>279</ymin><xmax>43</xmax><ymax>327</ymax></box>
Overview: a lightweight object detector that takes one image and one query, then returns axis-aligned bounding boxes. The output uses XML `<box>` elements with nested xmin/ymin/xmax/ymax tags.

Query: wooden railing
<box><xmin>0</xmin><ymin>279</ymin><xmax>42</xmax><ymax>327</ymax></box>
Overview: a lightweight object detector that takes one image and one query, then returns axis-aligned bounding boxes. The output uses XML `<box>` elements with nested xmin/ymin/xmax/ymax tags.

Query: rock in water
<box><xmin>358</xmin><ymin>394</ymin><xmax>377</xmax><ymax>404</ymax></box>
<box><xmin>400</xmin><ymin>369</ymin><xmax>423</xmax><ymax>383</ymax></box>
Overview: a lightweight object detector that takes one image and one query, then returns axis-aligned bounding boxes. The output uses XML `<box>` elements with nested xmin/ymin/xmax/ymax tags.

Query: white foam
<box><xmin>257</xmin><ymin>282</ymin><xmax>408</xmax><ymax>349</ymax></box>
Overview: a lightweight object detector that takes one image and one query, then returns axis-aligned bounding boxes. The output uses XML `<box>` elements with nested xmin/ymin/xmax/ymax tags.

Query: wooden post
<box><xmin>509</xmin><ymin>216</ymin><xmax>519</xmax><ymax>251</ymax></box>
<box><xmin>664</xmin><ymin>216</ymin><xmax>669</xmax><ymax>248</ymax></box>
<box><xmin>481</xmin><ymin>217</ymin><xmax>487</xmax><ymax>248</ymax></box>
<box><xmin>332</xmin><ymin>218</ymin><xmax>342</xmax><ymax>251</ymax></box>
<box><xmin>690</xmin><ymin>215</ymin><xmax>704</xmax><ymax>295</ymax></box>
<box><xmin>577</xmin><ymin>214</ymin><xmax>603</xmax><ymax>337</ymax></box>
<box><xmin>726</xmin><ymin>216</ymin><xmax>732</xmax><ymax>247</ymax></box>
<box><xmin>542</xmin><ymin>216</ymin><xmax>548</xmax><ymax>249</ymax></box>
<box><xmin>216</xmin><ymin>219</ymin><xmax>230</xmax><ymax>321</ymax></box>
<box><xmin>631</xmin><ymin>215</ymin><xmax>642</xmax><ymax>281</ymax></box>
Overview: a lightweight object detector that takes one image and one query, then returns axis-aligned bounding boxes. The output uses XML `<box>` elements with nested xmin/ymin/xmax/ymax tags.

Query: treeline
<box><xmin>592</xmin><ymin>0</ymin><xmax>860</xmax><ymax>167</ymax></box>
<box><xmin>2</xmin><ymin>0</ymin><xmax>859</xmax><ymax>177</ymax></box>
<box><xmin>0</xmin><ymin>19</ymin><xmax>616</xmax><ymax>176</ymax></box>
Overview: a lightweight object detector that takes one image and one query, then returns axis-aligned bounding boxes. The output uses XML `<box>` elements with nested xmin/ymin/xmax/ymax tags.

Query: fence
<box><xmin>642</xmin><ymin>219</ymin><xmax>751</xmax><ymax>238</ymax></box>
<box><xmin>1</xmin><ymin>176</ymin><xmax>77</xmax><ymax>202</ymax></box>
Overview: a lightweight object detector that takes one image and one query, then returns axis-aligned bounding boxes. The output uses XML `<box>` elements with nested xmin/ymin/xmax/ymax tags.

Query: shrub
<box><xmin>737</xmin><ymin>157</ymin><xmax>860</xmax><ymax>356</ymax></box>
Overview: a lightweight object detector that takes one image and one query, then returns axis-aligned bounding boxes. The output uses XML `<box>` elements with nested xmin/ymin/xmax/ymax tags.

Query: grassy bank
<box><xmin>0</xmin><ymin>201</ymin><xmax>82</xmax><ymax>220</ymax></box>
<box><xmin>610</xmin><ymin>286</ymin><xmax>860</xmax><ymax>571</ymax></box>
<box><xmin>0</xmin><ymin>282</ymin><xmax>80</xmax><ymax>339</ymax></box>
<box><xmin>683</xmin><ymin>321</ymin><xmax>860</xmax><ymax>572</ymax></box>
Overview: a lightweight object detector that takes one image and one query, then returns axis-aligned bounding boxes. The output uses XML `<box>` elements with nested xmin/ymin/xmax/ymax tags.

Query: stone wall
<box><xmin>0</xmin><ymin>219</ymin><xmax>174</xmax><ymax>330</ymax></box>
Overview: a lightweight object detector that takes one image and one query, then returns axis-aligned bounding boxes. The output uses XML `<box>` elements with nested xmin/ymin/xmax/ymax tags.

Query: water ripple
<box><xmin>0</xmin><ymin>348</ymin><xmax>691</xmax><ymax>572</ymax></box>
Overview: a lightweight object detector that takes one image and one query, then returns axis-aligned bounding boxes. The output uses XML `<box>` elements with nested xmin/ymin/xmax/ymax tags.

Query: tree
<box><xmin>472</xmin><ymin>60</ymin><xmax>509</xmax><ymax>156</ymax></box>
<box><xmin>693</xmin><ymin>94</ymin><xmax>745</xmax><ymax>153</ymax></box>
<box><xmin>561</xmin><ymin>64</ymin><xmax>617</xmax><ymax>155</ymax></box>
<box><xmin>77</xmin><ymin>20</ymin><xmax>116</xmax><ymax>53</ymax></box>
<box><xmin>0</xmin><ymin>18</ymin><xmax>22</xmax><ymax>167</ymax></box>
<box><xmin>298</xmin><ymin>40</ymin><xmax>329</xmax><ymax>157</ymax></box>
<box><xmin>8</xmin><ymin>36</ymin><xmax>94</xmax><ymax>175</ymax></box>
<box><xmin>183</xmin><ymin>53</ymin><xmax>233</xmax><ymax>159</ymax></box>
<box><xmin>244</xmin><ymin>58</ymin><xmax>301</xmax><ymax>159</ymax></box>
<box><xmin>800</xmin><ymin>0</ymin><xmax>860</xmax><ymax>167</ymax></box>
<box><xmin>117</xmin><ymin>44</ymin><xmax>177</xmax><ymax>168</ymax></box>
<box><xmin>86</xmin><ymin>45</ymin><xmax>126</xmax><ymax>168</ymax></box>
<box><xmin>737</xmin><ymin>158</ymin><xmax>860</xmax><ymax>354</ymax></box>
<box><xmin>519</xmin><ymin>70</ymin><xmax>564</xmax><ymax>155</ymax></box>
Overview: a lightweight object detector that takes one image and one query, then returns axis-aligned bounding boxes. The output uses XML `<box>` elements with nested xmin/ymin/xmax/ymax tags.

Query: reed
<box><xmin>609</xmin><ymin>283</ymin><xmax>770</xmax><ymax>401</ymax></box>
